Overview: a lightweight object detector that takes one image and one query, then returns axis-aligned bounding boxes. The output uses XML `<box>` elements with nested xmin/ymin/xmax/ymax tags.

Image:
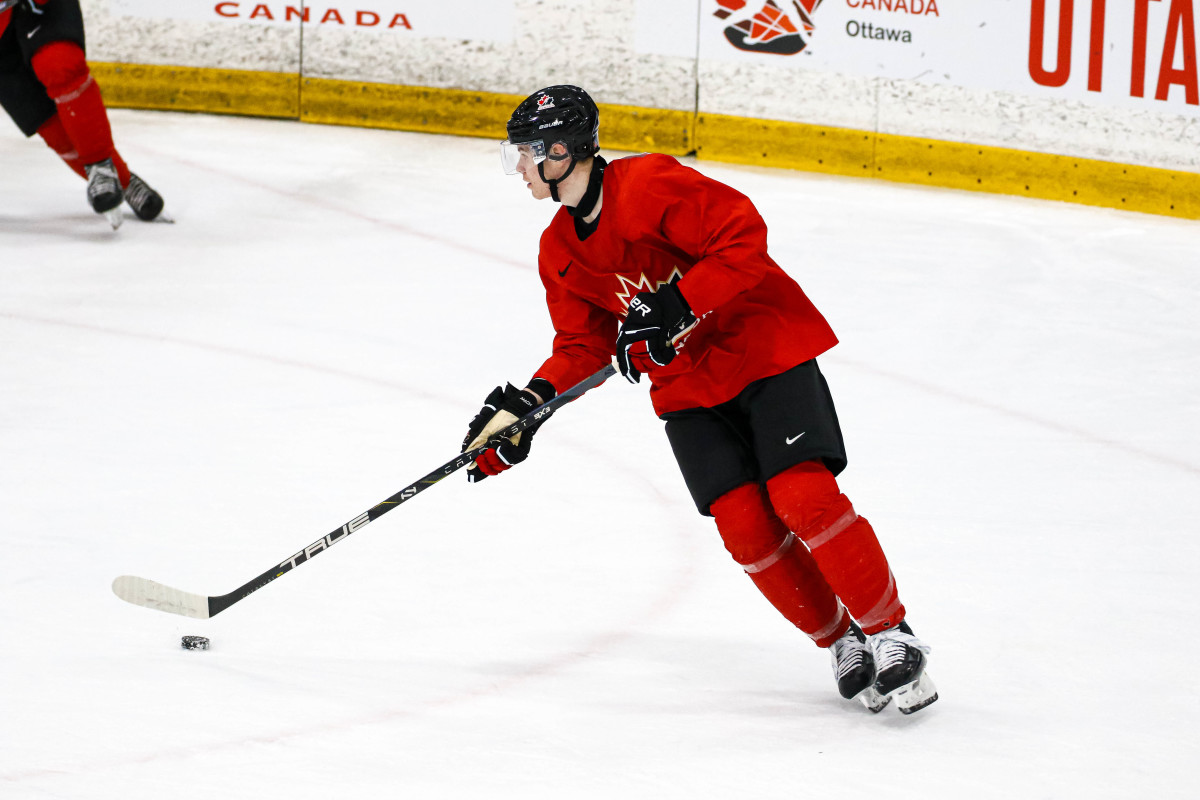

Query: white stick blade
<box><xmin>112</xmin><ymin>575</ymin><xmax>210</xmax><ymax>619</ymax></box>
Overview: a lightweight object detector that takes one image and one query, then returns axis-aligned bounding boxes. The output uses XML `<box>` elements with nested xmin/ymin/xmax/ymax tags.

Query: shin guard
<box><xmin>36</xmin><ymin>113</ymin><xmax>86</xmax><ymax>179</ymax></box>
<box><xmin>766</xmin><ymin>462</ymin><xmax>905</xmax><ymax>634</ymax></box>
<box><xmin>711</xmin><ymin>483</ymin><xmax>849</xmax><ymax>647</ymax></box>
<box><xmin>30</xmin><ymin>42</ymin><xmax>124</xmax><ymax>179</ymax></box>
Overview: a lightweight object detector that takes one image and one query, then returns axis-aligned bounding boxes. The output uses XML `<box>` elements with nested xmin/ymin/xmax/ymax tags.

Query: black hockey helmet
<box><xmin>505</xmin><ymin>85</ymin><xmax>599</xmax><ymax>162</ymax></box>
<box><xmin>501</xmin><ymin>86</ymin><xmax>599</xmax><ymax>201</ymax></box>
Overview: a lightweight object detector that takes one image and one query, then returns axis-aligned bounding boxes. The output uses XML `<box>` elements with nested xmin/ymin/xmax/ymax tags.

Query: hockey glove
<box><xmin>615</xmin><ymin>282</ymin><xmax>698</xmax><ymax>383</ymax></box>
<box><xmin>462</xmin><ymin>379</ymin><xmax>556</xmax><ymax>483</ymax></box>
<box><xmin>0</xmin><ymin>0</ymin><xmax>42</xmax><ymax>13</ymax></box>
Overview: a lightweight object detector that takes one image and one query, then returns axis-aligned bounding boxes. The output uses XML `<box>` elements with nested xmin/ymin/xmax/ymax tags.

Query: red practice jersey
<box><xmin>533</xmin><ymin>153</ymin><xmax>839</xmax><ymax>416</ymax></box>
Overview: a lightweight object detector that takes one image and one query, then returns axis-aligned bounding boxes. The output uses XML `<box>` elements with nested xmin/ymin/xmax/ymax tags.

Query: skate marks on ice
<box><xmin>3</xmin><ymin>110</ymin><xmax>1199</xmax><ymax>799</ymax></box>
<box><xmin>832</xmin><ymin>355</ymin><xmax>1200</xmax><ymax>477</ymax></box>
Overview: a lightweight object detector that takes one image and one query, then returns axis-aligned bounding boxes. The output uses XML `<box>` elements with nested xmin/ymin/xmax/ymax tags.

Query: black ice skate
<box><xmin>124</xmin><ymin>173</ymin><xmax>166</xmax><ymax>222</ymax></box>
<box><xmin>85</xmin><ymin>158</ymin><xmax>124</xmax><ymax>229</ymax></box>
<box><xmin>829</xmin><ymin>622</ymin><xmax>890</xmax><ymax>713</ymax></box>
<box><xmin>867</xmin><ymin>621</ymin><xmax>938</xmax><ymax>715</ymax></box>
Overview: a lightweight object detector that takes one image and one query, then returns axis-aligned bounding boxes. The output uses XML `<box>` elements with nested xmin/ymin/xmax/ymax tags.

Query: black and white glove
<box><xmin>615</xmin><ymin>282</ymin><xmax>698</xmax><ymax>383</ymax></box>
<box><xmin>461</xmin><ymin>379</ymin><xmax>556</xmax><ymax>483</ymax></box>
<box><xmin>0</xmin><ymin>0</ymin><xmax>42</xmax><ymax>14</ymax></box>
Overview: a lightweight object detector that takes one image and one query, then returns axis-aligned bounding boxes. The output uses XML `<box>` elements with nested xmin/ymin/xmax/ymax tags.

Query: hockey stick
<box><xmin>112</xmin><ymin>363</ymin><xmax>618</xmax><ymax>619</ymax></box>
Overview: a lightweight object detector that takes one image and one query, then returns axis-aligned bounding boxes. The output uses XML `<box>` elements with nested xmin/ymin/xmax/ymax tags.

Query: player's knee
<box><xmin>765</xmin><ymin>460</ymin><xmax>851</xmax><ymax>542</ymax></box>
<box><xmin>31</xmin><ymin>41</ymin><xmax>91</xmax><ymax>98</ymax></box>
<box><xmin>711</xmin><ymin>483</ymin><xmax>791</xmax><ymax>567</ymax></box>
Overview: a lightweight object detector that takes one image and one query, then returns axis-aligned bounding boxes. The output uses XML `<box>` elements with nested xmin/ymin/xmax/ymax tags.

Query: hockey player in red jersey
<box><xmin>0</xmin><ymin>0</ymin><xmax>164</xmax><ymax>227</ymax></box>
<box><xmin>462</xmin><ymin>85</ymin><xmax>937</xmax><ymax>714</ymax></box>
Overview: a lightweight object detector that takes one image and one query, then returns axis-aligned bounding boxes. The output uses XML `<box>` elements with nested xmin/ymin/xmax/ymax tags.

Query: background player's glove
<box><xmin>462</xmin><ymin>379</ymin><xmax>556</xmax><ymax>482</ymax></box>
<box><xmin>615</xmin><ymin>282</ymin><xmax>698</xmax><ymax>383</ymax></box>
<box><xmin>0</xmin><ymin>0</ymin><xmax>44</xmax><ymax>16</ymax></box>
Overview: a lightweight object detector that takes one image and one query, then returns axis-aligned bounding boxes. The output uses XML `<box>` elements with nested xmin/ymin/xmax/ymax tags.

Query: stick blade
<box><xmin>112</xmin><ymin>575</ymin><xmax>211</xmax><ymax>619</ymax></box>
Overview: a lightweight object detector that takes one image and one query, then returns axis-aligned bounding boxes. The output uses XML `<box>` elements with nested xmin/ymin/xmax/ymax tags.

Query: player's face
<box><xmin>516</xmin><ymin>145</ymin><xmax>571</xmax><ymax>200</ymax></box>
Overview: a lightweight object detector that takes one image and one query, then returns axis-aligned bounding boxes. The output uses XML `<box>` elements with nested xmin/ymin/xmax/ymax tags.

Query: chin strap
<box><xmin>538</xmin><ymin>157</ymin><xmax>578</xmax><ymax>203</ymax></box>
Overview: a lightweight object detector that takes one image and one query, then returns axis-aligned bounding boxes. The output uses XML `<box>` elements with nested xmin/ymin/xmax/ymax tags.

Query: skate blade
<box><xmin>103</xmin><ymin>207</ymin><xmax>123</xmax><ymax>230</ymax></box>
<box><xmin>857</xmin><ymin>686</ymin><xmax>892</xmax><ymax>713</ymax></box>
<box><xmin>892</xmin><ymin>671</ymin><xmax>938</xmax><ymax>715</ymax></box>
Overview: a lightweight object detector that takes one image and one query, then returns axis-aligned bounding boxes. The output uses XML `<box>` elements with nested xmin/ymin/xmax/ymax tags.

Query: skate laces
<box><xmin>86</xmin><ymin>161</ymin><xmax>119</xmax><ymax>196</ymax></box>
<box><xmin>869</xmin><ymin>628</ymin><xmax>931</xmax><ymax>673</ymax></box>
<box><xmin>831</xmin><ymin>630</ymin><xmax>867</xmax><ymax>680</ymax></box>
<box><xmin>87</xmin><ymin>161</ymin><xmax>117</xmax><ymax>181</ymax></box>
<box><xmin>125</xmin><ymin>176</ymin><xmax>152</xmax><ymax>208</ymax></box>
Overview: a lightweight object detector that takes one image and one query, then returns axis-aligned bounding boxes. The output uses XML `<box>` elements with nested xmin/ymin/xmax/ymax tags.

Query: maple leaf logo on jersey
<box><xmin>713</xmin><ymin>0</ymin><xmax>823</xmax><ymax>55</ymax></box>
<box><xmin>614</xmin><ymin>269</ymin><xmax>685</xmax><ymax>316</ymax></box>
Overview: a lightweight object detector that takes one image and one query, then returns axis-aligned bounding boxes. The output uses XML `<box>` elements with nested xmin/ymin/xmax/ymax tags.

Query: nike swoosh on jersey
<box><xmin>785</xmin><ymin>433</ymin><xmax>806</xmax><ymax>445</ymax></box>
<box><xmin>558</xmin><ymin>260</ymin><xmax>573</xmax><ymax>277</ymax></box>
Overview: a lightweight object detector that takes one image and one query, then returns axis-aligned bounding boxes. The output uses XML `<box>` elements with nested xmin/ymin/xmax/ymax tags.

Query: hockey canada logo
<box><xmin>714</xmin><ymin>0</ymin><xmax>824</xmax><ymax>55</ymax></box>
<box><xmin>537</xmin><ymin>94</ymin><xmax>556</xmax><ymax>111</ymax></box>
<box><xmin>614</xmin><ymin>269</ymin><xmax>684</xmax><ymax>316</ymax></box>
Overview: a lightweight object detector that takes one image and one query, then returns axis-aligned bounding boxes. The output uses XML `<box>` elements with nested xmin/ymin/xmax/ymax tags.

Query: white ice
<box><xmin>2</xmin><ymin>110</ymin><xmax>1198</xmax><ymax>799</ymax></box>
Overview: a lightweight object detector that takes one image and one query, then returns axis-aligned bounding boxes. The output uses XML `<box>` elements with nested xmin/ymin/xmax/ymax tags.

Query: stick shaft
<box><xmin>115</xmin><ymin>363</ymin><xmax>617</xmax><ymax>618</ymax></box>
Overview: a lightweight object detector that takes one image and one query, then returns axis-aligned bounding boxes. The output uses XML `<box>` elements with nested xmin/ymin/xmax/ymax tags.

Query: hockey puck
<box><xmin>181</xmin><ymin>635</ymin><xmax>210</xmax><ymax>651</ymax></box>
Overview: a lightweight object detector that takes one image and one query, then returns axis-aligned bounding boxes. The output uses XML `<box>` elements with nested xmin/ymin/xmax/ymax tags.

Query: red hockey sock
<box><xmin>36</xmin><ymin>113</ymin><xmax>86</xmax><ymax>180</ymax></box>
<box><xmin>30</xmin><ymin>41</ymin><xmax>125</xmax><ymax>176</ymax></box>
<box><xmin>766</xmin><ymin>462</ymin><xmax>905</xmax><ymax>635</ymax></box>
<box><xmin>711</xmin><ymin>482</ymin><xmax>849</xmax><ymax>647</ymax></box>
<box><xmin>110</xmin><ymin>151</ymin><xmax>131</xmax><ymax>188</ymax></box>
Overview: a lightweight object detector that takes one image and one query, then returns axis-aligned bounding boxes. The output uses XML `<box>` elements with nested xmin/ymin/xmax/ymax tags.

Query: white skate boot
<box><xmin>829</xmin><ymin>623</ymin><xmax>890</xmax><ymax>713</ymax></box>
<box><xmin>867</xmin><ymin>621</ymin><xmax>938</xmax><ymax>714</ymax></box>
<box><xmin>85</xmin><ymin>158</ymin><xmax>123</xmax><ymax>229</ymax></box>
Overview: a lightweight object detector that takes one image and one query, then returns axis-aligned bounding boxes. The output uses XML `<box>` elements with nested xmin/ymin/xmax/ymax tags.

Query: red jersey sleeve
<box><xmin>628</xmin><ymin>156</ymin><xmax>774</xmax><ymax>316</ymax></box>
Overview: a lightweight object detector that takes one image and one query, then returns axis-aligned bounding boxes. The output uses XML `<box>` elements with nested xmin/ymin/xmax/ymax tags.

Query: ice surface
<box><xmin>2</xmin><ymin>110</ymin><xmax>1198</xmax><ymax>798</ymax></box>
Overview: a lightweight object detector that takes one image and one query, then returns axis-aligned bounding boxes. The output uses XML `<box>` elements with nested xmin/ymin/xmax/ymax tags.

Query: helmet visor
<box><xmin>500</xmin><ymin>139</ymin><xmax>547</xmax><ymax>175</ymax></box>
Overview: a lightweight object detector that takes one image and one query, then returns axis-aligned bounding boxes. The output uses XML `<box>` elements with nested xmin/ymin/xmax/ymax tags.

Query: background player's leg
<box><xmin>36</xmin><ymin>112</ymin><xmax>85</xmax><ymax>178</ymax></box>
<box><xmin>30</xmin><ymin>41</ymin><xmax>164</xmax><ymax>220</ymax></box>
<box><xmin>30</xmin><ymin>42</ymin><xmax>123</xmax><ymax>178</ymax></box>
<box><xmin>29</xmin><ymin>41</ymin><xmax>125</xmax><ymax>216</ymax></box>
